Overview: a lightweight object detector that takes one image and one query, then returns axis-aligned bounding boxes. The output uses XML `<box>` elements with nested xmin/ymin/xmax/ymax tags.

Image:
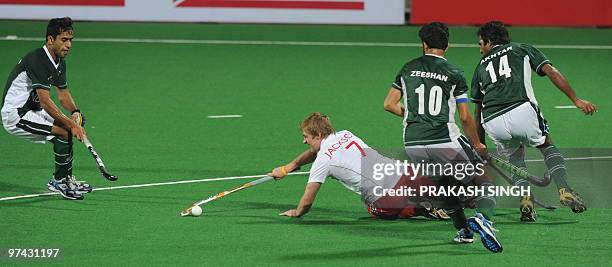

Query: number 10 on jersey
<box><xmin>415</xmin><ymin>84</ymin><xmax>443</xmax><ymax>116</ymax></box>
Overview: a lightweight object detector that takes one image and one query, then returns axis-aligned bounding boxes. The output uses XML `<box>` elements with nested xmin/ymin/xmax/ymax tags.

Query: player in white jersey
<box><xmin>268</xmin><ymin>112</ymin><xmax>444</xmax><ymax>219</ymax></box>
<box><xmin>268</xmin><ymin>112</ymin><xmax>503</xmax><ymax>252</ymax></box>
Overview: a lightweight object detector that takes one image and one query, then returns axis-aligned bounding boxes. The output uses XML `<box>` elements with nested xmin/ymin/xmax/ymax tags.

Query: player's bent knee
<box><xmin>51</xmin><ymin>125</ymin><xmax>70</xmax><ymax>140</ymax></box>
<box><xmin>537</xmin><ymin>139</ymin><xmax>553</xmax><ymax>149</ymax></box>
<box><xmin>544</xmin><ymin>135</ymin><xmax>553</xmax><ymax>146</ymax></box>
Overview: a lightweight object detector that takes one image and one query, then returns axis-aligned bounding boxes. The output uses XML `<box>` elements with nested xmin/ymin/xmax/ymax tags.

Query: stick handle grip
<box><xmin>247</xmin><ymin>176</ymin><xmax>274</xmax><ymax>186</ymax></box>
<box><xmin>83</xmin><ymin>136</ymin><xmax>92</xmax><ymax>148</ymax></box>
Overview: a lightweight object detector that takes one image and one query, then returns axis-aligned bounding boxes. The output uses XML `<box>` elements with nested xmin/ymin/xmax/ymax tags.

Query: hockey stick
<box><xmin>83</xmin><ymin>137</ymin><xmax>118</xmax><ymax>181</ymax></box>
<box><xmin>488</xmin><ymin>153</ymin><xmax>551</xmax><ymax>187</ymax></box>
<box><xmin>180</xmin><ymin>175</ymin><xmax>274</xmax><ymax>216</ymax></box>
<box><xmin>487</xmin><ymin>155</ymin><xmax>556</xmax><ymax>209</ymax></box>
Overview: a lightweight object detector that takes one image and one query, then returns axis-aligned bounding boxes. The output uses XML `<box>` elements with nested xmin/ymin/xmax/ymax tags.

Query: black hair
<box><xmin>46</xmin><ymin>17</ymin><xmax>73</xmax><ymax>39</ymax></box>
<box><xmin>418</xmin><ymin>22</ymin><xmax>449</xmax><ymax>50</ymax></box>
<box><xmin>477</xmin><ymin>21</ymin><xmax>511</xmax><ymax>45</ymax></box>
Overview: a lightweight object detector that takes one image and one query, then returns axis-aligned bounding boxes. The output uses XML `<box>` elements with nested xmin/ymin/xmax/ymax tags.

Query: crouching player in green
<box><xmin>269</xmin><ymin>113</ymin><xmax>502</xmax><ymax>253</ymax></box>
<box><xmin>1</xmin><ymin>17</ymin><xmax>91</xmax><ymax>200</ymax></box>
<box><xmin>471</xmin><ymin>21</ymin><xmax>597</xmax><ymax>221</ymax></box>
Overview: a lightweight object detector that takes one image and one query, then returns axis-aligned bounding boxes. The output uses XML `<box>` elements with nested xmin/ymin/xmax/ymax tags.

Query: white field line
<box><xmin>1</xmin><ymin>36</ymin><xmax>612</xmax><ymax>50</ymax></box>
<box><xmin>0</xmin><ymin>171</ymin><xmax>309</xmax><ymax>202</ymax></box>
<box><xmin>524</xmin><ymin>155</ymin><xmax>612</xmax><ymax>162</ymax></box>
<box><xmin>207</xmin><ymin>115</ymin><xmax>243</xmax><ymax>119</ymax></box>
<box><xmin>554</xmin><ymin>105</ymin><xmax>577</xmax><ymax>109</ymax></box>
<box><xmin>2</xmin><ymin>156</ymin><xmax>612</xmax><ymax>201</ymax></box>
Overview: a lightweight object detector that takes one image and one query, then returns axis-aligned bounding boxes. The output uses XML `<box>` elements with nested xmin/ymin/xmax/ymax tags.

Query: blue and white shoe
<box><xmin>47</xmin><ymin>178</ymin><xmax>84</xmax><ymax>200</ymax></box>
<box><xmin>467</xmin><ymin>213</ymin><xmax>503</xmax><ymax>253</ymax></box>
<box><xmin>453</xmin><ymin>228</ymin><xmax>474</xmax><ymax>243</ymax></box>
<box><xmin>67</xmin><ymin>175</ymin><xmax>93</xmax><ymax>193</ymax></box>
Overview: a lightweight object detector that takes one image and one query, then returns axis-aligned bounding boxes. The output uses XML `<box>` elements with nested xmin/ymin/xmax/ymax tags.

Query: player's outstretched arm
<box><xmin>541</xmin><ymin>64</ymin><xmax>597</xmax><ymax>115</ymax></box>
<box><xmin>383</xmin><ymin>87</ymin><xmax>405</xmax><ymax>117</ymax></box>
<box><xmin>280</xmin><ymin>182</ymin><xmax>321</xmax><ymax>217</ymax></box>
<box><xmin>269</xmin><ymin>148</ymin><xmax>317</xmax><ymax>180</ymax></box>
<box><xmin>36</xmin><ymin>89</ymin><xmax>85</xmax><ymax>141</ymax></box>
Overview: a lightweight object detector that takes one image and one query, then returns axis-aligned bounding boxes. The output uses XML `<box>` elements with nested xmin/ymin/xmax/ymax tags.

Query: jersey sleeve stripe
<box><xmin>456</xmin><ymin>98</ymin><xmax>469</xmax><ymax>104</ymax></box>
<box><xmin>535</xmin><ymin>60</ymin><xmax>551</xmax><ymax>76</ymax></box>
<box><xmin>32</xmin><ymin>83</ymin><xmax>51</xmax><ymax>90</ymax></box>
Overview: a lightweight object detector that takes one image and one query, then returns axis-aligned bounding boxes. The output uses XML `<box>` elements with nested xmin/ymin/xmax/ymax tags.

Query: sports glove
<box><xmin>71</xmin><ymin>109</ymin><xmax>86</xmax><ymax>127</ymax></box>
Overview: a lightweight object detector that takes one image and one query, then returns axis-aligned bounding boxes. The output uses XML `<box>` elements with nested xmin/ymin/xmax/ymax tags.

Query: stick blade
<box><xmin>180</xmin><ymin>206</ymin><xmax>193</xmax><ymax>217</ymax></box>
<box><xmin>103</xmin><ymin>173</ymin><xmax>119</xmax><ymax>181</ymax></box>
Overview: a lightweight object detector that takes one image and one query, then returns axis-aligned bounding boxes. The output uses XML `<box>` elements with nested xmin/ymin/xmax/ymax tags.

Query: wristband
<box><xmin>71</xmin><ymin>109</ymin><xmax>81</xmax><ymax>114</ymax></box>
<box><xmin>280</xmin><ymin>166</ymin><xmax>288</xmax><ymax>176</ymax></box>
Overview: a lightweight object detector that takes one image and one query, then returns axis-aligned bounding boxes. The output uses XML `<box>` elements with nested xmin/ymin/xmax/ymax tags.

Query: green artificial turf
<box><xmin>1</xmin><ymin>21</ymin><xmax>611</xmax><ymax>266</ymax></box>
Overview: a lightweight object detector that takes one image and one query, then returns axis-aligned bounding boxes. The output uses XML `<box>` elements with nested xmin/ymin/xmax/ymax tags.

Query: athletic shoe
<box><xmin>520</xmin><ymin>196</ymin><xmax>537</xmax><ymax>222</ymax></box>
<box><xmin>47</xmin><ymin>178</ymin><xmax>84</xmax><ymax>200</ymax></box>
<box><xmin>559</xmin><ymin>188</ymin><xmax>587</xmax><ymax>213</ymax></box>
<box><xmin>67</xmin><ymin>175</ymin><xmax>93</xmax><ymax>193</ymax></box>
<box><xmin>453</xmin><ymin>228</ymin><xmax>474</xmax><ymax>243</ymax></box>
<box><xmin>467</xmin><ymin>213</ymin><xmax>503</xmax><ymax>253</ymax></box>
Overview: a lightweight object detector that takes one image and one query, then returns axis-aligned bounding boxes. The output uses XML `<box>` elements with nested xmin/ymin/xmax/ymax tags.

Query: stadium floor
<box><xmin>1</xmin><ymin>21</ymin><xmax>611</xmax><ymax>265</ymax></box>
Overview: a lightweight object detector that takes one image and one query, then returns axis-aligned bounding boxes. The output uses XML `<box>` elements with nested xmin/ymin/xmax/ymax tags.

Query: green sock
<box><xmin>508</xmin><ymin>151</ymin><xmax>531</xmax><ymax>188</ymax></box>
<box><xmin>508</xmin><ymin>149</ymin><xmax>537</xmax><ymax>205</ymax></box>
<box><xmin>539</xmin><ymin>145</ymin><xmax>570</xmax><ymax>190</ymax></box>
<box><xmin>52</xmin><ymin>137</ymin><xmax>73</xmax><ymax>180</ymax></box>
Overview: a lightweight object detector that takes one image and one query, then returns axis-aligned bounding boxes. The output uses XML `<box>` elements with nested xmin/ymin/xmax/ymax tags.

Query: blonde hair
<box><xmin>300</xmin><ymin>112</ymin><xmax>335</xmax><ymax>138</ymax></box>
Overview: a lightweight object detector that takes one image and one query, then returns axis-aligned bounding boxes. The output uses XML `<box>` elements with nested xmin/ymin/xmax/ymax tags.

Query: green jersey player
<box><xmin>471</xmin><ymin>21</ymin><xmax>597</xmax><ymax>221</ymax></box>
<box><xmin>1</xmin><ymin>17</ymin><xmax>91</xmax><ymax>200</ymax></box>
<box><xmin>384</xmin><ymin>23</ymin><xmax>485</xmax><ymax>160</ymax></box>
<box><xmin>384</xmin><ymin>23</ymin><xmax>501</xmax><ymax>252</ymax></box>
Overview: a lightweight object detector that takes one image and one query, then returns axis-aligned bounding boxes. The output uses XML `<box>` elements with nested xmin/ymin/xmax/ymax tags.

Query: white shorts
<box><xmin>482</xmin><ymin>101</ymin><xmax>549</xmax><ymax>158</ymax></box>
<box><xmin>404</xmin><ymin>135</ymin><xmax>476</xmax><ymax>164</ymax></box>
<box><xmin>2</xmin><ymin>109</ymin><xmax>55</xmax><ymax>144</ymax></box>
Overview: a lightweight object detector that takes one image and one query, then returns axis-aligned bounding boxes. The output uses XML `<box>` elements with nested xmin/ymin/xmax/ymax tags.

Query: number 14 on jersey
<box><xmin>485</xmin><ymin>55</ymin><xmax>512</xmax><ymax>83</ymax></box>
